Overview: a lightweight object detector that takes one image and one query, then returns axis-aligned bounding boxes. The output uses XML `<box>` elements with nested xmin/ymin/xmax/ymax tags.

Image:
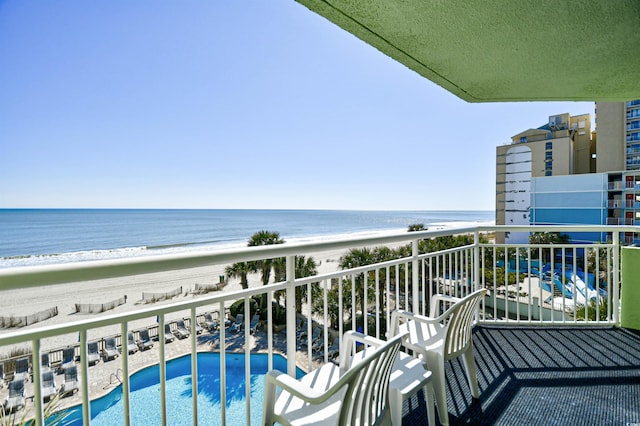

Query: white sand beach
<box><xmin>0</xmin><ymin>247</ymin><xmax>349</xmax><ymax>354</ymax></box>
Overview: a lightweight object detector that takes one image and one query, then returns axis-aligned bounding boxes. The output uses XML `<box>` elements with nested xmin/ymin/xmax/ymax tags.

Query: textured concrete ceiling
<box><xmin>295</xmin><ymin>0</ymin><xmax>640</xmax><ymax>102</ymax></box>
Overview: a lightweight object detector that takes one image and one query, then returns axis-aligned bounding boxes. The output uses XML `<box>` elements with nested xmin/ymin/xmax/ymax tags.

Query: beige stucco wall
<box><xmin>595</xmin><ymin>102</ymin><xmax>625</xmax><ymax>172</ymax></box>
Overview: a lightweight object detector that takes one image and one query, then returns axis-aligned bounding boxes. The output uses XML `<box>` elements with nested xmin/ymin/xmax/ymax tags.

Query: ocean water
<box><xmin>0</xmin><ymin>209</ymin><xmax>493</xmax><ymax>268</ymax></box>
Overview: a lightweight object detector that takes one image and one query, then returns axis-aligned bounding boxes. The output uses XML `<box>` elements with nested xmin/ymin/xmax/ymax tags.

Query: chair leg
<box><xmin>461</xmin><ymin>345</ymin><xmax>480</xmax><ymax>398</ymax></box>
<box><xmin>389</xmin><ymin>388</ymin><xmax>403</xmax><ymax>426</ymax></box>
<box><xmin>424</xmin><ymin>382</ymin><xmax>436</xmax><ymax>426</ymax></box>
<box><xmin>425</xmin><ymin>351</ymin><xmax>448</xmax><ymax>426</ymax></box>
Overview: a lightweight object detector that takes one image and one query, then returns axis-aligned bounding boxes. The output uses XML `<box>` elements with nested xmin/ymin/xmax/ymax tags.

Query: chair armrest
<box><xmin>265</xmin><ymin>370</ymin><xmax>342</xmax><ymax>405</ymax></box>
<box><xmin>429</xmin><ymin>294</ymin><xmax>461</xmax><ymax>317</ymax></box>
<box><xmin>339</xmin><ymin>331</ymin><xmax>385</xmax><ymax>371</ymax></box>
<box><xmin>391</xmin><ymin>310</ymin><xmax>441</xmax><ymax>336</ymax></box>
<box><xmin>266</xmin><ymin>370</ymin><xmax>323</xmax><ymax>399</ymax></box>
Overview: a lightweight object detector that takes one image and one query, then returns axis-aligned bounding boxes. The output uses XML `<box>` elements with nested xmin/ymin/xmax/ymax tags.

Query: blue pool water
<box><xmin>57</xmin><ymin>353</ymin><xmax>301</xmax><ymax>425</ymax></box>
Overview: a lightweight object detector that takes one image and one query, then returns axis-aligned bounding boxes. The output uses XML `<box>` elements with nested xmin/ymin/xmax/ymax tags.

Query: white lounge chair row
<box><xmin>1</xmin><ymin>365</ymin><xmax>80</xmax><ymax>415</ymax></box>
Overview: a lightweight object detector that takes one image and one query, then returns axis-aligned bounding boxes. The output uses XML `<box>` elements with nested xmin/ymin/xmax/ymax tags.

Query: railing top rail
<box><xmin>1</xmin><ymin>224</ymin><xmax>636</xmax><ymax>292</ymax></box>
<box><xmin>0</xmin><ymin>226</ymin><xmax>483</xmax><ymax>290</ymax></box>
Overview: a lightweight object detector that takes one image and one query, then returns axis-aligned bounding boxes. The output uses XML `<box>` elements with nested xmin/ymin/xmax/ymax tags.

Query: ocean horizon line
<box><xmin>0</xmin><ymin>207</ymin><xmax>493</xmax><ymax>213</ymax></box>
<box><xmin>0</xmin><ymin>209</ymin><xmax>495</xmax><ymax>269</ymax></box>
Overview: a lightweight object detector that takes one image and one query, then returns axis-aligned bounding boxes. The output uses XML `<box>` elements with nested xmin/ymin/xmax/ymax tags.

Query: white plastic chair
<box><xmin>345</xmin><ymin>332</ymin><xmax>436</xmax><ymax>426</ymax></box>
<box><xmin>262</xmin><ymin>330</ymin><xmax>405</xmax><ymax>425</ymax></box>
<box><xmin>392</xmin><ymin>288</ymin><xmax>487</xmax><ymax>425</ymax></box>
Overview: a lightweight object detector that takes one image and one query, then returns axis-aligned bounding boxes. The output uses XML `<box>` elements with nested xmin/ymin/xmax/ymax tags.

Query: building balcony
<box><xmin>0</xmin><ymin>225</ymin><xmax>638</xmax><ymax>425</ymax></box>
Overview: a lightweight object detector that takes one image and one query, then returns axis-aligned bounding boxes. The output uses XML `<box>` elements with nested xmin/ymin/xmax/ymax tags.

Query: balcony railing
<box><xmin>0</xmin><ymin>225</ymin><xmax>632</xmax><ymax>425</ymax></box>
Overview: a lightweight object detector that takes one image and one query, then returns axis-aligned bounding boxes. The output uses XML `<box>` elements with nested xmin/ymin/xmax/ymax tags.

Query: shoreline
<box><xmin>0</xmin><ymin>219</ymin><xmax>495</xmax><ymax>269</ymax></box>
<box><xmin>0</xmin><ymin>222</ymin><xmax>494</xmax><ymax>354</ymax></box>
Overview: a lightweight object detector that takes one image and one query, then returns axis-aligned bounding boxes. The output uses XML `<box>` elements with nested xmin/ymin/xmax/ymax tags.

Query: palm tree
<box><xmin>248</xmin><ymin>230</ymin><xmax>285</xmax><ymax>286</ymax></box>
<box><xmin>225</xmin><ymin>262</ymin><xmax>250</xmax><ymax>290</ymax></box>
<box><xmin>294</xmin><ymin>255</ymin><xmax>318</xmax><ymax>313</ymax></box>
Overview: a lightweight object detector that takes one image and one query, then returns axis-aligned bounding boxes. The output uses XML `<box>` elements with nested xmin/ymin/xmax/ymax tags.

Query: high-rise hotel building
<box><xmin>495</xmin><ymin>100</ymin><xmax>640</xmax><ymax>244</ymax></box>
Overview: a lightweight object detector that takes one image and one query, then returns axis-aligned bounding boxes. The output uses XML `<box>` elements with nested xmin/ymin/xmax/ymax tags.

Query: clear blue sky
<box><xmin>0</xmin><ymin>1</ymin><xmax>594</xmax><ymax>211</ymax></box>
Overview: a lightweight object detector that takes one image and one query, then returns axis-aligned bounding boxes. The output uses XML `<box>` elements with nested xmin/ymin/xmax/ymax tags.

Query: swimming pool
<box><xmin>57</xmin><ymin>353</ymin><xmax>302</xmax><ymax>425</ymax></box>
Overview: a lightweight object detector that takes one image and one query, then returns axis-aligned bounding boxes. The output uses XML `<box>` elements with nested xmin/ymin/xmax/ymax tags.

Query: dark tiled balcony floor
<box><xmin>403</xmin><ymin>326</ymin><xmax>640</xmax><ymax>425</ymax></box>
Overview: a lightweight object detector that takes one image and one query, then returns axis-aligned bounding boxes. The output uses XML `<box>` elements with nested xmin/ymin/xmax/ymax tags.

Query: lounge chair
<box><xmin>3</xmin><ymin>379</ymin><xmax>25</xmax><ymax>413</ymax></box>
<box><xmin>262</xmin><ymin>330</ymin><xmax>405</xmax><ymax>425</ymax></box>
<box><xmin>311</xmin><ymin>328</ymin><xmax>327</xmax><ymax>353</ymax></box>
<box><xmin>61</xmin><ymin>366</ymin><xmax>78</xmax><ymax>396</ymax></box>
<box><xmin>249</xmin><ymin>314</ymin><xmax>261</xmax><ymax>334</ymax></box>
<box><xmin>41</xmin><ymin>371</ymin><xmax>57</xmax><ymax>402</ymax></box>
<box><xmin>126</xmin><ymin>332</ymin><xmax>139</xmax><ymax>354</ymax></box>
<box><xmin>194</xmin><ymin>320</ymin><xmax>204</xmax><ymax>335</ymax></box>
<box><xmin>300</xmin><ymin>326</ymin><xmax>321</xmax><ymax>349</ymax></box>
<box><xmin>230</xmin><ymin>314</ymin><xmax>243</xmax><ymax>333</ymax></box>
<box><xmin>164</xmin><ymin>324</ymin><xmax>176</xmax><ymax>343</ymax></box>
<box><xmin>173</xmin><ymin>320</ymin><xmax>190</xmax><ymax>339</ymax></box>
<box><xmin>87</xmin><ymin>341</ymin><xmax>100</xmax><ymax>366</ymax></box>
<box><xmin>41</xmin><ymin>352</ymin><xmax>52</xmax><ymax>375</ymax></box>
<box><xmin>392</xmin><ymin>288</ymin><xmax>487</xmax><ymax>426</ymax></box>
<box><xmin>61</xmin><ymin>347</ymin><xmax>75</xmax><ymax>372</ymax></box>
<box><xmin>202</xmin><ymin>313</ymin><xmax>218</xmax><ymax>331</ymax></box>
<box><xmin>137</xmin><ymin>329</ymin><xmax>154</xmax><ymax>351</ymax></box>
<box><xmin>102</xmin><ymin>337</ymin><xmax>119</xmax><ymax>361</ymax></box>
<box><xmin>326</xmin><ymin>337</ymin><xmax>340</xmax><ymax>361</ymax></box>
<box><xmin>13</xmin><ymin>357</ymin><xmax>29</xmax><ymax>382</ymax></box>
<box><xmin>297</xmin><ymin>320</ymin><xmax>311</xmax><ymax>340</ymax></box>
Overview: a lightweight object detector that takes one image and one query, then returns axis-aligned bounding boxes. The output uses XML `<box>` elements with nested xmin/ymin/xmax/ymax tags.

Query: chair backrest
<box><xmin>15</xmin><ymin>357</ymin><xmax>29</xmax><ymax>373</ymax></box>
<box><xmin>177</xmin><ymin>320</ymin><xmax>186</xmax><ymax>328</ymax></box>
<box><xmin>440</xmin><ymin>289</ymin><xmax>487</xmax><ymax>360</ymax></box>
<box><xmin>0</xmin><ymin>362</ymin><xmax>4</xmax><ymax>379</ymax></box>
<box><xmin>63</xmin><ymin>348</ymin><xmax>75</xmax><ymax>363</ymax></box>
<box><xmin>64</xmin><ymin>366</ymin><xmax>77</xmax><ymax>382</ymax></box>
<box><xmin>9</xmin><ymin>379</ymin><xmax>24</xmax><ymax>397</ymax></box>
<box><xmin>140</xmin><ymin>329</ymin><xmax>150</xmax><ymax>340</ymax></box>
<box><xmin>88</xmin><ymin>342</ymin><xmax>99</xmax><ymax>354</ymax></box>
<box><xmin>235</xmin><ymin>314</ymin><xmax>244</xmax><ymax>324</ymax></box>
<box><xmin>128</xmin><ymin>332</ymin><xmax>135</xmax><ymax>344</ymax></box>
<box><xmin>336</xmin><ymin>332</ymin><xmax>405</xmax><ymax>426</ymax></box>
<box><xmin>41</xmin><ymin>352</ymin><xmax>50</xmax><ymax>368</ymax></box>
<box><xmin>106</xmin><ymin>338</ymin><xmax>116</xmax><ymax>349</ymax></box>
<box><xmin>43</xmin><ymin>371</ymin><xmax>55</xmax><ymax>387</ymax></box>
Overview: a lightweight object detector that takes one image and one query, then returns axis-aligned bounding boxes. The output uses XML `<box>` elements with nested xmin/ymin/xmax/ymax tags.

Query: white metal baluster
<box><xmin>375</xmin><ymin>269</ymin><xmax>380</xmax><ymax>338</ymax></box>
<box><xmin>244</xmin><ymin>299</ymin><xmax>250</xmax><ymax>426</ymax></box>
<box><xmin>120</xmin><ymin>323</ymin><xmax>131</xmax><ymax>426</ymax></box>
<box><xmin>412</xmin><ymin>239</ymin><xmax>419</xmax><ymax>315</ymax></box>
<box><xmin>351</xmin><ymin>273</ymin><xmax>357</xmax><ymax>331</ymax></box>
<box><xmin>191</xmin><ymin>308</ymin><xmax>199</xmax><ymax>426</ymax></box>
<box><xmin>323</xmin><ymin>279</ymin><xmax>329</xmax><ymax>361</ymax></box>
<box><xmin>285</xmin><ymin>255</ymin><xmax>296</xmax><ymax>377</ymax></box>
<box><xmin>219</xmin><ymin>301</ymin><xmax>227</xmax><ymax>425</ymax></box>
<box><xmin>613</xmin><ymin>232</ymin><xmax>620</xmax><ymax>325</ymax></box>
<box><xmin>79</xmin><ymin>329</ymin><xmax>90</xmax><ymax>425</ymax></box>
<box><xmin>159</xmin><ymin>315</ymin><xmax>167</xmax><ymax>426</ymax></box>
<box><xmin>267</xmin><ymin>291</ymin><xmax>273</xmax><ymax>371</ymax></box>
<box><xmin>515</xmin><ymin>248</ymin><xmax>520</xmax><ymax>322</ymax></box>
<box><xmin>31</xmin><ymin>339</ymin><xmax>43</xmax><ymax>426</ymax></box>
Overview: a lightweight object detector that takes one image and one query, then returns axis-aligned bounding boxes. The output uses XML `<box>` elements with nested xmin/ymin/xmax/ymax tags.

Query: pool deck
<box><xmin>0</xmin><ymin>325</ymin><xmax>323</xmax><ymax>420</ymax></box>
